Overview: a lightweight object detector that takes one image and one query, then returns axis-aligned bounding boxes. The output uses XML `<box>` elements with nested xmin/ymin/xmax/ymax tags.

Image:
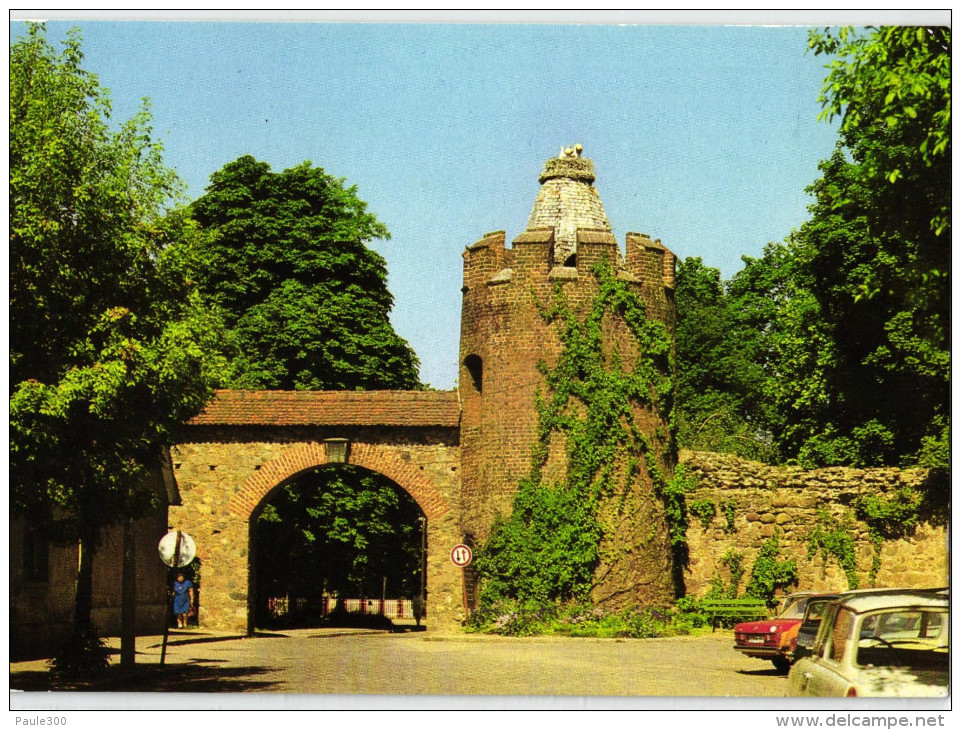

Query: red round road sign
<box><xmin>450</xmin><ymin>544</ymin><xmax>473</xmax><ymax>567</ymax></box>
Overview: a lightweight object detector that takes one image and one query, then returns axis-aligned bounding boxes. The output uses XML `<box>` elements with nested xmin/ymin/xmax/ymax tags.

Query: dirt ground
<box><xmin>10</xmin><ymin>627</ymin><xmax>788</xmax><ymax>701</ymax></box>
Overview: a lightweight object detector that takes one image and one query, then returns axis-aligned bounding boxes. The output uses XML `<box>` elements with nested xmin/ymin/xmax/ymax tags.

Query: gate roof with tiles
<box><xmin>188</xmin><ymin>389</ymin><xmax>460</xmax><ymax>428</ymax></box>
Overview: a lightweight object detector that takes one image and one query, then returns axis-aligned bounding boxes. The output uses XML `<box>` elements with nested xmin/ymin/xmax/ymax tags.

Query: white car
<box><xmin>786</xmin><ymin>589</ymin><xmax>948</xmax><ymax>697</ymax></box>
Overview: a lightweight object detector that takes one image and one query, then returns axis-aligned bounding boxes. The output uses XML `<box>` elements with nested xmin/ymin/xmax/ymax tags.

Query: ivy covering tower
<box><xmin>459</xmin><ymin>146</ymin><xmax>681</xmax><ymax>610</ymax></box>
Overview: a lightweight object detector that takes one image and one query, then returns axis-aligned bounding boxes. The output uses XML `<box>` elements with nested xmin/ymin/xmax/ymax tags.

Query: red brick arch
<box><xmin>227</xmin><ymin>442</ymin><xmax>450</xmax><ymax>521</ymax></box>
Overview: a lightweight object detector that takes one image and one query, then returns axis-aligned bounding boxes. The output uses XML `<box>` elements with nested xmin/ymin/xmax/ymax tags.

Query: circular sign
<box><xmin>450</xmin><ymin>544</ymin><xmax>473</xmax><ymax>568</ymax></box>
<box><xmin>158</xmin><ymin>530</ymin><xmax>196</xmax><ymax>568</ymax></box>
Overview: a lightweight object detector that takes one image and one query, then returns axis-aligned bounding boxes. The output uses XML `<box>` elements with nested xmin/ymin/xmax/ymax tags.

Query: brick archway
<box><xmin>228</xmin><ymin>441</ymin><xmax>450</xmax><ymax>521</ymax></box>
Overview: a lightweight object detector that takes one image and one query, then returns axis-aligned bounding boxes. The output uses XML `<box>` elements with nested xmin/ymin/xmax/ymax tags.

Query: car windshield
<box><xmin>855</xmin><ymin>608</ymin><xmax>949</xmax><ymax>671</ymax></box>
<box><xmin>804</xmin><ymin>600</ymin><xmax>832</xmax><ymax>622</ymax></box>
<box><xmin>778</xmin><ymin>596</ymin><xmax>809</xmax><ymax>619</ymax></box>
<box><xmin>812</xmin><ymin>604</ymin><xmax>840</xmax><ymax>656</ymax></box>
<box><xmin>797</xmin><ymin>600</ymin><xmax>834</xmax><ymax>637</ymax></box>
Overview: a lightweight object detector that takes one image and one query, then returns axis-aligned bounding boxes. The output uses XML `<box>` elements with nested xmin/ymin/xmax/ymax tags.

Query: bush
<box><xmin>625</xmin><ymin>609</ymin><xmax>670</xmax><ymax>638</ymax></box>
<box><xmin>746</xmin><ymin>533</ymin><xmax>799</xmax><ymax>606</ymax></box>
<box><xmin>689</xmin><ymin>499</ymin><xmax>717</xmax><ymax>530</ymax></box>
<box><xmin>49</xmin><ymin>629</ymin><xmax>110</xmax><ymax>681</ymax></box>
<box><xmin>721</xmin><ymin>548</ymin><xmax>745</xmax><ymax>598</ymax></box>
<box><xmin>469</xmin><ymin>598</ymin><xmax>710</xmax><ymax>638</ymax></box>
<box><xmin>468</xmin><ymin>599</ymin><xmax>558</xmax><ymax>636</ymax></box>
<box><xmin>806</xmin><ymin>506</ymin><xmax>859</xmax><ymax>589</ymax></box>
<box><xmin>673</xmin><ymin>595</ymin><xmax>710</xmax><ymax>629</ymax></box>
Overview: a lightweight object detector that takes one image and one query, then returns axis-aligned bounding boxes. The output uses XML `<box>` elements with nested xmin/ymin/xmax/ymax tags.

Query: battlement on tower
<box><xmin>462</xmin><ymin>227</ymin><xmax>676</xmax><ymax>316</ymax></box>
<box><xmin>462</xmin><ymin>147</ymin><xmax>675</xmax><ymax>310</ymax></box>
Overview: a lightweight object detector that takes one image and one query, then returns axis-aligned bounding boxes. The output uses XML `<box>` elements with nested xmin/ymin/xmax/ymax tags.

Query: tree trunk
<box><xmin>72</xmin><ymin>470</ymin><xmax>100</xmax><ymax>640</ymax></box>
<box><xmin>120</xmin><ymin>509</ymin><xmax>137</xmax><ymax>667</ymax></box>
<box><xmin>73</xmin><ymin>475</ymin><xmax>102</xmax><ymax>639</ymax></box>
<box><xmin>73</xmin><ymin>529</ymin><xmax>95</xmax><ymax>637</ymax></box>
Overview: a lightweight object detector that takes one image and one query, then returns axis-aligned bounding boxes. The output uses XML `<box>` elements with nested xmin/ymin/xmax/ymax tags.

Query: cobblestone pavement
<box><xmin>10</xmin><ymin>628</ymin><xmax>787</xmax><ymax>698</ymax></box>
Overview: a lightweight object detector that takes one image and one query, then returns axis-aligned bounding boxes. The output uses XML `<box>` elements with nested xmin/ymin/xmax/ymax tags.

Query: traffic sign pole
<box><xmin>449</xmin><ymin>544</ymin><xmax>474</xmax><ymax>618</ymax></box>
<box><xmin>160</xmin><ymin>530</ymin><xmax>182</xmax><ymax>665</ymax></box>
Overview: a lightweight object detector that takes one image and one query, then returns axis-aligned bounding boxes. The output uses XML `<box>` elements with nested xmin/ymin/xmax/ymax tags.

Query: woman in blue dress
<box><xmin>172</xmin><ymin>572</ymin><xmax>194</xmax><ymax>629</ymax></box>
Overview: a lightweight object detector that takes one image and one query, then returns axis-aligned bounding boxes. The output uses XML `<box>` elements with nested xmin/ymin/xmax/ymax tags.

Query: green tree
<box><xmin>189</xmin><ymin>157</ymin><xmax>425</xmax><ymax>617</ymax></box>
<box><xmin>255</xmin><ymin>467</ymin><xmax>424</xmax><ymax>624</ymax></box>
<box><xmin>794</xmin><ymin>26</ymin><xmax>950</xmax><ymax>467</ymax></box>
<box><xmin>190</xmin><ymin>155</ymin><xmax>421</xmax><ymax>390</ymax></box>
<box><xmin>674</xmin><ymin>256</ymin><xmax>776</xmax><ymax>461</ymax></box>
<box><xmin>723</xmin><ymin>241</ymin><xmax>831</xmax><ymax>466</ymax></box>
<box><xmin>10</xmin><ymin>24</ymin><xmax>228</xmax><ymax>669</ymax></box>
<box><xmin>674</xmin><ymin>258</ymin><xmax>733</xmax><ymax>447</ymax></box>
<box><xmin>673</xmin><ymin>28</ymin><xmax>949</xmax><ymax>470</ymax></box>
<box><xmin>810</xmin><ymin>26</ymin><xmax>950</xmax><ymax>237</ymax></box>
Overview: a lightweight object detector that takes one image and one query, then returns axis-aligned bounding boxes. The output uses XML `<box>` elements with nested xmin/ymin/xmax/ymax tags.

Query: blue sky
<box><xmin>8</xmin><ymin>15</ymin><xmax>919</xmax><ymax>389</ymax></box>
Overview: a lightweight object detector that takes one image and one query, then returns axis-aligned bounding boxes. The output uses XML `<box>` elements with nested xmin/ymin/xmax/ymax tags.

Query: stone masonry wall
<box><xmin>680</xmin><ymin>451</ymin><xmax>948</xmax><ymax>597</ymax></box>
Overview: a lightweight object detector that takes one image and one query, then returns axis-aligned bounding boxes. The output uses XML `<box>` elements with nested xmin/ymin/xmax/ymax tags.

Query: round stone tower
<box><xmin>458</xmin><ymin>146</ymin><xmax>679</xmax><ymax>609</ymax></box>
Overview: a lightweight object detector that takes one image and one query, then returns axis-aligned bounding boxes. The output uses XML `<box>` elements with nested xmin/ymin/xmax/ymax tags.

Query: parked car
<box><xmin>786</xmin><ymin>589</ymin><xmax>948</xmax><ymax>697</ymax></box>
<box><xmin>734</xmin><ymin>592</ymin><xmax>832</xmax><ymax>672</ymax></box>
<box><xmin>791</xmin><ymin>593</ymin><xmax>841</xmax><ymax>662</ymax></box>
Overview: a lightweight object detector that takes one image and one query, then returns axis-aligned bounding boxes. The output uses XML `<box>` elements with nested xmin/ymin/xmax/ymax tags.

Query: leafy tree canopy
<box><xmin>190</xmin><ymin>155</ymin><xmax>422</xmax><ymax>390</ymax></box>
<box><xmin>798</xmin><ymin>26</ymin><xmax>950</xmax><ymax>467</ymax></box>
<box><xmin>674</xmin><ymin>26</ymin><xmax>949</xmax><ymax>470</ymax></box>
<box><xmin>10</xmin><ymin>24</ymin><xmax>228</xmax><ymax>641</ymax></box>
<box><xmin>810</xmin><ymin>26</ymin><xmax>950</xmax><ymax>237</ymax></box>
<box><xmin>674</xmin><ymin>256</ymin><xmax>778</xmax><ymax>462</ymax></box>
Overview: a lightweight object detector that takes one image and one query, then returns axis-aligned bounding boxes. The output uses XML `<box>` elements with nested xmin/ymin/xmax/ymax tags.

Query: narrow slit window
<box><xmin>463</xmin><ymin>354</ymin><xmax>483</xmax><ymax>393</ymax></box>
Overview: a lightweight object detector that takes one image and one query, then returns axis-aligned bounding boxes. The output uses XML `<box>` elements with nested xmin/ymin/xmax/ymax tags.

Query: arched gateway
<box><xmin>170</xmin><ymin>389</ymin><xmax>465</xmax><ymax>633</ymax></box>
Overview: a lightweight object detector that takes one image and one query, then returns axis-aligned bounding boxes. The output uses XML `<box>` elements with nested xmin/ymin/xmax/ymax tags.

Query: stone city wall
<box><xmin>680</xmin><ymin>450</ymin><xmax>948</xmax><ymax>597</ymax></box>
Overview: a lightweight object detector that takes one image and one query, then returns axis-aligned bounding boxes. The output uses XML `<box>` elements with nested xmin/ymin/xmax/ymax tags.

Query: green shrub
<box><xmin>49</xmin><ymin>629</ymin><xmax>110</xmax><ymax>681</ymax></box>
<box><xmin>721</xmin><ymin>548</ymin><xmax>745</xmax><ymax>598</ymax></box>
<box><xmin>467</xmin><ymin>599</ymin><xmax>559</xmax><ymax>636</ymax></box>
<box><xmin>673</xmin><ymin>595</ymin><xmax>710</xmax><ymax>629</ymax></box>
<box><xmin>470</xmin><ymin>598</ymin><xmax>711</xmax><ymax>638</ymax></box>
<box><xmin>689</xmin><ymin>499</ymin><xmax>716</xmax><ymax>530</ymax></box>
<box><xmin>854</xmin><ymin>485</ymin><xmax>923</xmax><ymax>584</ymax></box>
<box><xmin>745</xmin><ymin>533</ymin><xmax>799</xmax><ymax>606</ymax></box>
<box><xmin>806</xmin><ymin>506</ymin><xmax>859</xmax><ymax>589</ymax></box>
<box><xmin>723</xmin><ymin>501</ymin><xmax>737</xmax><ymax>533</ymax></box>
<box><xmin>855</xmin><ymin>486</ymin><xmax>922</xmax><ymax>539</ymax></box>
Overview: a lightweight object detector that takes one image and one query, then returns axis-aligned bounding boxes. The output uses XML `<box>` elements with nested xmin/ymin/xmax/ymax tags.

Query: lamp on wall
<box><xmin>324</xmin><ymin>438</ymin><xmax>350</xmax><ymax>464</ymax></box>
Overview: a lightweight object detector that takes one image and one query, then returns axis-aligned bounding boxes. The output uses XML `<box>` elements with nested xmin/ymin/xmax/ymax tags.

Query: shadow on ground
<box><xmin>10</xmin><ymin>626</ymin><xmax>430</xmax><ymax>694</ymax></box>
<box><xmin>737</xmin><ymin>667</ymin><xmax>788</xmax><ymax>677</ymax></box>
<box><xmin>320</xmin><ymin>613</ymin><xmax>427</xmax><ymax>633</ymax></box>
<box><xmin>10</xmin><ymin>660</ymin><xmax>281</xmax><ymax>693</ymax></box>
<box><xmin>146</xmin><ymin>632</ymin><xmax>259</xmax><ymax>649</ymax></box>
<box><xmin>261</xmin><ymin>611</ymin><xmax>427</xmax><ymax>634</ymax></box>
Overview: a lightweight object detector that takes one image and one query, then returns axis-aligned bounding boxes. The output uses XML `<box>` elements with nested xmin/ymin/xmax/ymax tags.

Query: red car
<box><xmin>733</xmin><ymin>592</ymin><xmax>827</xmax><ymax>672</ymax></box>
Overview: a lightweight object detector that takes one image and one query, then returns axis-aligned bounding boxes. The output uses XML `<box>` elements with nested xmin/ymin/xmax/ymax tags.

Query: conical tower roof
<box><xmin>526</xmin><ymin>145</ymin><xmax>611</xmax><ymax>265</ymax></box>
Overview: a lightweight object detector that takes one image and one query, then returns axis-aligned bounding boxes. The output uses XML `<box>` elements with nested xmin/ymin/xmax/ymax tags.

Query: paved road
<box><xmin>11</xmin><ymin>628</ymin><xmax>788</xmax><ymax>697</ymax></box>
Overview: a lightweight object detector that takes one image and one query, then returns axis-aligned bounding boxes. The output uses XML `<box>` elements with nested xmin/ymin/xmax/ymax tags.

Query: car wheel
<box><xmin>771</xmin><ymin>656</ymin><xmax>791</xmax><ymax>673</ymax></box>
